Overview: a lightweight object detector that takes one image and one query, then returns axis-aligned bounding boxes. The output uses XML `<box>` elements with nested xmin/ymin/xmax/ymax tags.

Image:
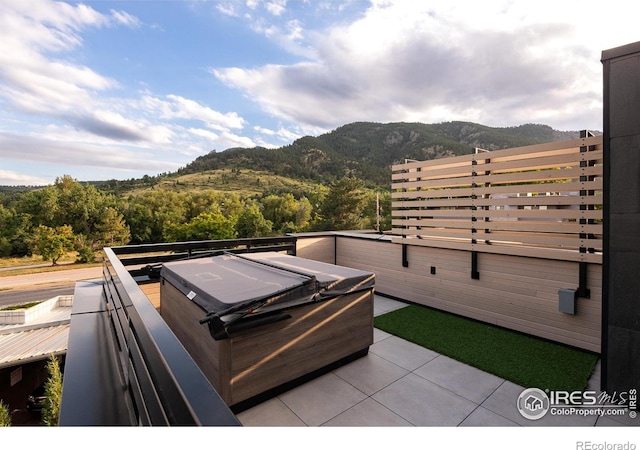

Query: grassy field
<box><xmin>129</xmin><ymin>169</ymin><xmax>319</xmax><ymax>196</ymax></box>
<box><xmin>374</xmin><ymin>304</ymin><xmax>599</xmax><ymax>392</ymax></box>
<box><xmin>0</xmin><ymin>253</ymin><xmax>77</xmax><ymax>268</ymax></box>
<box><xmin>0</xmin><ymin>252</ymin><xmax>102</xmax><ymax>277</ymax></box>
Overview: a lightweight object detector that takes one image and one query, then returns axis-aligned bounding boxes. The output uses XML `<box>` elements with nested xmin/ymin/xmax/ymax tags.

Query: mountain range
<box><xmin>1</xmin><ymin>121</ymin><xmax>598</xmax><ymax>194</ymax></box>
<box><xmin>173</xmin><ymin>121</ymin><xmax>592</xmax><ymax>187</ymax></box>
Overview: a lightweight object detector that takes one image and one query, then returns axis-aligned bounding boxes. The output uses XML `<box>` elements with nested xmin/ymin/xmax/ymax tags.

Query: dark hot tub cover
<box><xmin>160</xmin><ymin>252</ymin><xmax>375</xmax><ymax>316</ymax></box>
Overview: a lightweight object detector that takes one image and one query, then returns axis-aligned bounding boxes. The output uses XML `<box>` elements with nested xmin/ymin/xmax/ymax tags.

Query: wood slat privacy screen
<box><xmin>391</xmin><ymin>135</ymin><xmax>603</xmax><ymax>263</ymax></box>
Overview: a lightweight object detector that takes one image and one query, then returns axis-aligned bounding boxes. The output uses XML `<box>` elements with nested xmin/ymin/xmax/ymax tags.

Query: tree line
<box><xmin>0</xmin><ymin>175</ymin><xmax>391</xmax><ymax>265</ymax></box>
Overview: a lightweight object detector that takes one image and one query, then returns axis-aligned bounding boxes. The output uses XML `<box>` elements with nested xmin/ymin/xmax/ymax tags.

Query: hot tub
<box><xmin>160</xmin><ymin>252</ymin><xmax>374</xmax><ymax>411</ymax></box>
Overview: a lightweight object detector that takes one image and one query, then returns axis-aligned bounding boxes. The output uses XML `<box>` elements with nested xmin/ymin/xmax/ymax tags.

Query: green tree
<box><xmin>0</xmin><ymin>205</ymin><xmax>31</xmax><ymax>256</ymax></box>
<box><xmin>54</xmin><ymin>176</ymin><xmax>111</xmax><ymax>236</ymax></box>
<box><xmin>319</xmin><ymin>177</ymin><xmax>369</xmax><ymax>230</ymax></box>
<box><xmin>124</xmin><ymin>191</ymin><xmax>188</xmax><ymax>243</ymax></box>
<box><xmin>14</xmin><ymin>185</ymin><xmax>59</xmax><ymax>227</ymax></box>
<box><xmin>235</xmin><ymin>203</ymin><xmax>273</xmax><ymax>238</ymax></box>
<box><xmin>261</xmin><ymin>193</ymin><xmax>312</xmax><ymax>234</ymax></box>
<box><xmin>74</xmin><ymin>234</ymin><xmax>95</xmax><ymax>264</ymax></box>
<box><xmin>95</xmin><ymin>207</ymin><xmax>131</xmax><ymax>247</ymax></box>
<box><xmin>294</xmin><ymin>196</ymin><xmax>312</xmax><ymax>231</ymax></box>
<box><xmin>29</xmin><ymin>225</ymin><xmax>75</xmax><ymax>265</ymax></box>
<box><xmin>163</xmin><ymin>210</ymin><xmax>236</xmax><ymax>242</ymax></box>
<box><xmin>42</xmin><ymin>355</ymin><xmax>63</xmax><ymax>426</ymax></box>
<box><xmin>362</xmin><ymin>190</ymin><xmax>392</xmax><ymax>231</ymax></box>
<box><xmin>0</xmin><ymin>400</ymin><xmax>10</xmax><ymax>426</ymax></box>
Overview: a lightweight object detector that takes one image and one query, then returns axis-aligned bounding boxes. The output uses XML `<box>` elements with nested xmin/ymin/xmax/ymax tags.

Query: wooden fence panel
<box><xmin>332</xmin><ymin>236</ymin><xmax>601</xmax><ymax>352</ymax></box>
<box><xmin>392</xmin><ymin>135</ymin><xmax>603</xmax><ymax>263</ymax></box>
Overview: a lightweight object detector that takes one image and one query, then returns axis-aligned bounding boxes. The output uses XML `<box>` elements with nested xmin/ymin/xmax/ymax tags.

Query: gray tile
<box><xmin>531</xmin><ymin>411</ymin><xmax>602</xmax><ymax>428</ymax></box>
<box><xmin>236</xmin><ymin>397</ymin><xmax>306</xmax><ymax>426</ymax></box>
<box><xmin>333</xmin><ymin>352</ymin><xmax>409</xmax><ymax>396</ymax></box>
<box><xmin>278</xmin><ymin>372</ymin><xmax>367</xmax><ymax>426</ymax></box>
<box><xmin>595</xmin><ymin>410</ymin><xmax>640</xmax><ymax>427</ymax></box>
<box><xmin>481</xmin><ymin>381</ymin><xmax>599</xmax><ymax>427</ymax></box>
<box><xmin>459</xmin><ymin>406</ymin><xmax>520</xmax><ymax>426</ymax></box>
<box><xmin>322</xmin><ymin>398</ymin><xmax>413</xmax><ymax>426</ymax></box>
<box><xmin>587</xmin><ymin>360</ymin><xmax>602</xmax><ymax>392</ymax></box>
<box><xmin>595</xmin><ymin>415</ymin><xmax>637</xmax><ymax>427</ymax></box>
<box><xmin>372</xmin><ymin>373</ymin><xmax>477</xmax><ymax>426</ymax></box>
<box><xmin>370</xmin><ymin>335</ymin><xmax>439</xmax><ymax>371</ymax></box>
<box><xmin>373</xmin><ymin>295</ymin><xmax>408</xmax><ymax>317</ymax></box>
<box><xmin>480</xmin><ymin>381</ymin><xmax>533</xmax><ymax>426</ymax></box>
<box><xmin>373</xmin><ymin>327</ymin><xmax>392</xmax><ymax>343</ymax></box>
<box><xmin>414</xmin><ymin>355</ymin><xmax>504</xmax><ymax>404</ymax></box>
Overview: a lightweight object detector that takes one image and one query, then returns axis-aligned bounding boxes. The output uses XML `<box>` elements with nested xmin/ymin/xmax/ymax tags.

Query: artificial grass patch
<box><xmin>374</xmin><ymin>304</ymin><xmax>598</xmax><ymax>392</ymax></box>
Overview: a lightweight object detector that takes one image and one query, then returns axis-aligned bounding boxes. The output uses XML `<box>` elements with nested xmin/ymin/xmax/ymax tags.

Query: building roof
<box><xmin>0</xmin><ymin>295</ymin><xmax>72</xmax><ymax>368</ymax></box>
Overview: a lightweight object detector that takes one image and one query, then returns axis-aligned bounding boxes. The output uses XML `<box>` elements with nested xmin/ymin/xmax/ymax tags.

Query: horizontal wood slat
<box><xmin>391</xmin><ymin>135</ymin><xmax>602</xmax><ymax>171</ymax></box>
<box><xmin>394</xmin><ymin>165</ymin><xmax>602</xmax><ymax>190</ymax></box>
<box><xmin>392</xmin><ymin>219</ymin><xmax>602</xmax><ymax>234</ymax></box>
<box><xmin>392</xmin><ymin>180</ymin><xmax>603</xmax><ymax>199</ymax></box>
<box><xmin>391</xmin><ymin>149</ymin><xmax>604</xmax><ymax>181</ymax></box>
<box><xmin>394</xmin><ymin>194</ymin><xmax>603</xmax><ymax>209</ymax></box>
<box><xmin>392</xmin><ymin>135</ymin><xmax>603</xmax><ymax>264</ymax></box>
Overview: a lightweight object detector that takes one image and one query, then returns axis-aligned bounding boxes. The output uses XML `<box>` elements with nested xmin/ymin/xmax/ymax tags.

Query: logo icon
<box><xmin>517</xmin><ymin>388</ymin><xmax>550</xmax><ymax>420</ymax></box>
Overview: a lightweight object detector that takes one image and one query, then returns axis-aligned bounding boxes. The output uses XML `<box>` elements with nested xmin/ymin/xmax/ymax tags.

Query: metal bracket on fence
<box><xmin>402</xmin><ymin>243</ymin><xmax>409</xmax><ymax>268</ymax></box>
<box><xmin>471</xmin><ymin>251</ymin><xmax>480</xmax><ymax>280</ymax></box>
<box><xmin>577</xmin><ymin>262</ymin><xmax>591</xmax><ymax>298</ymax></box>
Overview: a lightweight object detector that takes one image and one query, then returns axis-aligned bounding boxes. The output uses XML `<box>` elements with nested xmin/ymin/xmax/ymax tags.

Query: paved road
<box><xmin>0</xmin><ymin>266</ymin><xmax>103</xmax><ymax>290</ymax></box>
<box><xmin>0</xmin><ymin>261</ymin><xmax>76</xmax><ymax>272</ymax></box>
<box><xmin>0</xmin><ymin>284</ymin><xmax>76</xmax><ymax>308</ymax></box>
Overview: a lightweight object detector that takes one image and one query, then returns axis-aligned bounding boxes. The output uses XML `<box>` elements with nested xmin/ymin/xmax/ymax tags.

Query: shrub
<box><xmin>0</xmin><ymin>400</ymin><xmax>11</xmax><ymax>426</ymax></box>
<box><xmin>41</xmin><ymin>355</ymin><xmax>63</xmax><ymax>426</ymax></box>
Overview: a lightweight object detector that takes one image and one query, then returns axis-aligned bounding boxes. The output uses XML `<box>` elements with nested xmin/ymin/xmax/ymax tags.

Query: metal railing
<box><xmin>61</xmin><ymin>236</ymin><xmax>296</xmax><ymax>425</ymax></box>
<box><xmin>111</xmin><ymin>236</ymin><xmax>297</xmax><ymax>277</ymax></box>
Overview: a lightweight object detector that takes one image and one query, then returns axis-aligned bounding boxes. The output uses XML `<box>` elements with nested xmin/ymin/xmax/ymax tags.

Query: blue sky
<box><xmin>0</xmin><ymin>0</ymin><xmax>638</xmax><ymax>185</ymax></box>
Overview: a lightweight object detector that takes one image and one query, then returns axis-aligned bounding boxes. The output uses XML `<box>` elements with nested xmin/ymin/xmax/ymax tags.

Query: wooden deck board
<box><xmin>139</xmin><ymin>281</ymin><xmax>161</xmax><ymax>310</ymax></box>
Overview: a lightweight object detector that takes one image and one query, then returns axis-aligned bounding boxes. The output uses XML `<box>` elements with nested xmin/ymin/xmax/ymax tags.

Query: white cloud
<box><xmin>110</xmin><ymin>9</ymin><xmax>142</xmax><ymax>28</ymax></box>
<box><xmin>0</xmin><ymin>132</ymin><xmax>179</xmax><ymax>174</ymax></box>
<box><xmin>165</xmin><ymin>95</ymin><xmax>246</xmax><ymax>130</ymax></box>
<box><xmin>216</xmin><ymin>3</ymin><xmax>239</xmax><ymax>17</ymax></box>
<box><xmin>218</xmin><ymin>131</ymin><xmax>256</xmax><ymax>148</ymax></box>
<box><xmin>265</xmin><ymin>0</ymin><xmax>287</xmax><ymax>16</ymax></box>
<box><xmin>253</xmin><ymin>125</ymin><xmax>303</xmax><ymax>143</ymax></box>
<box><xmin>0</xmin><ymin>169</ymin><xmax>49</xmax><ymax>186</ymax></box>
<box><xmin>246</xmin><ymin>0</ymin><xmax>260</xmax><ymax>11</ymax></box>
<box><xmin>189</xmin><ymin>128</ymin><xmax>219</xmax><ymax>141</ymax></box>
<box><xmin>3</xmin><ymin>0</ymin><xmax>640</xmax><ymax>184</ymax></box>
<box><xmin>213</xmin><ymin>0</ymin><xmax>640</xmax><ymax>132</ymax></box>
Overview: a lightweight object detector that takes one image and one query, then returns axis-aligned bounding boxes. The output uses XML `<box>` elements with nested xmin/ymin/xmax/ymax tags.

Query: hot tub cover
<box><xmin>160</xmin><ymin>252</ymin><xmax>375</xmax><ymax>316</ymax></box>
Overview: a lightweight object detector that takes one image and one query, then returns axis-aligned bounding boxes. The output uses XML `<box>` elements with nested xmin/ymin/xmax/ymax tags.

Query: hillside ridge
<box><xmin>1</xmin><ymin>121</ymin><xmax>597</xmax><ymax>194</ymax></box>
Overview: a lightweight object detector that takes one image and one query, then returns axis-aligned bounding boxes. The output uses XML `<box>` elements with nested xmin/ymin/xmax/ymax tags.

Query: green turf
<box><xmin>374</xmin><ymin>304</ymin><xmax>599</xmax><ymax>392</ymax></box>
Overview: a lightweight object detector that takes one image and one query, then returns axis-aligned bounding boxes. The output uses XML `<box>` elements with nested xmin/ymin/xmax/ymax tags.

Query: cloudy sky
<box><xmin>0</xmin><ymin>0</ymin><xmax>637</xmax><ymax>185</ymax></box>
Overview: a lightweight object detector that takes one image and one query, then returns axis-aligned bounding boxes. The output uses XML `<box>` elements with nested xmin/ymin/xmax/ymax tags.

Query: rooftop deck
<box><xmin>238</xmin><ymin>295</ymin><xmax>633</xmax><ymax>427</ymax></box>
<box><xmin>57</xmin><ymin>235</ymin><xmax>637</xmax><ymax>431</ymax></box>
<box><xmin>136</xmin><ymin>277</ymin><xmax>629</xmax><ymax>427</ymax></box>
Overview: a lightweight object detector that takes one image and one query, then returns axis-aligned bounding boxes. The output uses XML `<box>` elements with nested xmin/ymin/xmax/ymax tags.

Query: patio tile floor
<box><xmin>236</xmin><ymin>295</ymin><xmax>636</xmax><ymax>427</ymax></box>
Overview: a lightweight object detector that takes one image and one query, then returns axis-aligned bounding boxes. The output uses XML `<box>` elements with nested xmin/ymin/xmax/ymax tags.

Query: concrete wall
<box><xmin>602</xmin><ymin>41</ymin><xmax>640</xmax><ymax>392</ymax></box>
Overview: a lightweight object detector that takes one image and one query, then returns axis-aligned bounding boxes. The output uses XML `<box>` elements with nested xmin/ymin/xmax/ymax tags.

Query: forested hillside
<box><xmin>70</xmin><ymin>121</ymin><xmax>592</xmax><ymax>195</ymax></box>
<box><xmin>174</xmin><ymin>121</ymin><xmax>585</xmax><ymax>186</ymax></box>
<box><xmin>0</xmin><ymin>121</ymin><xmax>595</xmax><ymax>263</ymax></box>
